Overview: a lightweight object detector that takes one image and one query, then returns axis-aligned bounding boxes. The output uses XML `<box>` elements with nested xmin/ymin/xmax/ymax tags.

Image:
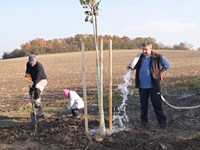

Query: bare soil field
<box><xmin>0</xmin><ymin>50</ymin><xmax>200</xmax><ymax>150</ymax></box>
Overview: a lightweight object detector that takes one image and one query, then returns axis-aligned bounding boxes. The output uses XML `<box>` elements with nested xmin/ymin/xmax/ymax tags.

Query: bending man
<box><xmin>25</xmin><ymin>54</ymin><xmax>48</xmax><ymax>120</ymax></box>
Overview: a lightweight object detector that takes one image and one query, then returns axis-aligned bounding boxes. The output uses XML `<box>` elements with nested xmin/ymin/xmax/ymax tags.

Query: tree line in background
<box><xmin>2</xmin><ymin>34</ymin><xmax>198</xmax><ymax>59</ymax></box>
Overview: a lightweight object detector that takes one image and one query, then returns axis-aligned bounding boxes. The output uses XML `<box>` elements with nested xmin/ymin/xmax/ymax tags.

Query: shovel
<box><xmin>25</xmin><ymin>74</ymin><xmax>37</xmax><ymax>122</ymax></box>
<box><xmin>29</xmin><ymin>86</ymin><xmax>38</xmax><ymax>134</ymax></box>
<box><xmin>30</xmin><ymin>94</ymin><xmax>37</xmax><ymax>123</ymax></box>
<box><xmin>28</xmin><ymin>84</ymin><xmax>37</xmax><ymax>123</ymax></box>
<box><xmin>25</xmin><ymin>74</ymin><xmax>37</xmax><ymax>134</ymax></box>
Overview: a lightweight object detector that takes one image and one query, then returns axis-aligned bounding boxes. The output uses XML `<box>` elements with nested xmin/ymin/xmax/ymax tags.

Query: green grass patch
<box><xmin>162</xmin><ymin>76</ymin><xmax>200</xmax><ymax>94</ymax></box>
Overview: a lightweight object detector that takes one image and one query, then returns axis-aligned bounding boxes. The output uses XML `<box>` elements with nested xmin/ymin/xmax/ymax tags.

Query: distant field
<box><xmin>0</xmin><ymin>50</ymin><xmax>200</xmax><ymax>110</ymax></box>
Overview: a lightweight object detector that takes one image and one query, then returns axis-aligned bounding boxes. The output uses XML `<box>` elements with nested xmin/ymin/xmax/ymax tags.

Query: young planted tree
<box><xmin>80</xmin><ymin>0</ymin><xmax>106</xmax><ymax>135</ymax></box>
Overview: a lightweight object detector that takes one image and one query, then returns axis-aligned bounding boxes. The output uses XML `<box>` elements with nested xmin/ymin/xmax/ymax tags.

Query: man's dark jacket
<box><xmin>26</xmin><ymin>61</ymin><xmax>47</xmax><ymax>87</ymax></box>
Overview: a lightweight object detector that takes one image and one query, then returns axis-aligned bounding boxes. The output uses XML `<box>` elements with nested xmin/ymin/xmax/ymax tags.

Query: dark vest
<box><xmin>135</xmin><ymin>51</ymin><xmax>162</xmax><ymax>90</ymax></box>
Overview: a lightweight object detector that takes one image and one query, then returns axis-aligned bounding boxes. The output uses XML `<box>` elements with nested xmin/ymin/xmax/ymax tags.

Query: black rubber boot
<box><xmin>71</xmin><ymin>109</ymin><xmax>80</xmax><ymax>119</ymax></box>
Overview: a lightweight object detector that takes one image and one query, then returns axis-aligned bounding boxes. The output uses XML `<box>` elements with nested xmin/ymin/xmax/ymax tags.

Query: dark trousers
<box><xmin>34</xmin><ymin>88</ymin><xmax>41</xmax><ymax>100</ymax></box>
<box><xmin>139</xmin><ymin>88</ymin><xmax>166</xmax><ymax>124</ymax></box>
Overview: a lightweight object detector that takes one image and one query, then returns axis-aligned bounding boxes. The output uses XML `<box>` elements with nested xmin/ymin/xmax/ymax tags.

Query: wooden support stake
<box><xmin>81</xmin><ymin>41</ymin><xmax>88</xmax><ymax>133</ymax></box>
<box><xmin>99</xmin><ymin>37</ymin><xmax>105</xmax><ymax>135</ymax></box>
<box><xmin>109</xmin><ymin>39</ymin><xmax>113</xmax><ymax>130</ymax></box>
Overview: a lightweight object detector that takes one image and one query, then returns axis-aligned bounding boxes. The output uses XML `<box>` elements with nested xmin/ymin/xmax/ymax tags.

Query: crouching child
<box><xmin>63</xmin><ymin>89</ymin><xmax>84</xmax><ymax>119</ymax></box>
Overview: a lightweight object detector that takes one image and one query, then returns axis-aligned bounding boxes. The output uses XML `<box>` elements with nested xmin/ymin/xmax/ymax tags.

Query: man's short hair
<box><xmin>142</xmin><ymin>41</ymin><xmax>152</xmax><ymax>49</ymax></box>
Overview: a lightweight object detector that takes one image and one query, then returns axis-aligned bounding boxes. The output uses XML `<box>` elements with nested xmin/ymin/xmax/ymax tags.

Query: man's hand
<box><xmin>159</xmin><ymin>72</ymin><xmax>163</xmax><ymax>81</ymax></box>
<box><xmin>159</xmin><ymin>69</ymin><xmax>167</xmax><ymax>81</ymax></box>
<box><xmin>127</xmin><ymin>65</ymin><xmax>134</xmax><ymax>70</ymax></box>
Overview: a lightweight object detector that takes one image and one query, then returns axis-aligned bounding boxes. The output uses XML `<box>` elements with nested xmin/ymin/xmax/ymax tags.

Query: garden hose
<box><xmin>161</xmin><ymin>80</ymin><xmax>200</xmax><ymax>110</ymax></box>
<box><xmin>161</xmin><ymin>95</ymin><xmax>200</xmax><ymax>110</ymax></box>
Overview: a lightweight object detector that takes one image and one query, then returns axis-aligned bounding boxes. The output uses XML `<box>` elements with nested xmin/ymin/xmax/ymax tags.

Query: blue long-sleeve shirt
<box><xmin>139</xmin><ymin>55</ymin><xmax>170</xmax><ymax>89</ymax></box>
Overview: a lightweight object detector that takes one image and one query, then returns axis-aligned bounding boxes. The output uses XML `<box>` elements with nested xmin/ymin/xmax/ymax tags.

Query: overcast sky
<box><xmin>0</xmin><ymin>0</ymin><xmax>200</xmax><ymax>57</ymax></box>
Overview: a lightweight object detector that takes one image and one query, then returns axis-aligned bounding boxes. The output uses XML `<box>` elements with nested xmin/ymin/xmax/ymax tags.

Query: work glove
<box><xmin>25</xmin><ymin>74</ymin><xmax>32</xmax><ymax>83</ymax></box>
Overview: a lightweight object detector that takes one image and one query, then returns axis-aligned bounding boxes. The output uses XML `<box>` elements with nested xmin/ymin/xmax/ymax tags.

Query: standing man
<box><xmin>129</xmin><ymin>41</ymin><xmax>170</xmax><ymax>129</ymax></box>
<box><xmin>25</xmin><ymin>54</ymin><xmax>48</xmax><ymax>120</ymax></box>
